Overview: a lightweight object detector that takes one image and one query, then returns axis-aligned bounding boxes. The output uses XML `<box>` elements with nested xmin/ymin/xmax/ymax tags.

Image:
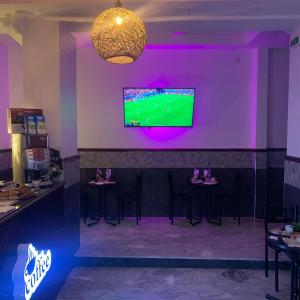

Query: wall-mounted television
<box><xmin>123</xmin><ymin>88</ymin><xmax>195</xmax><ymax>127</ymax></box>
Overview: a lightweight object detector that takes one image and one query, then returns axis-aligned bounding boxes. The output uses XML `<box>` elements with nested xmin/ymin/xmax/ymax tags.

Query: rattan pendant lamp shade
<box><xmin>91</xmin><ymin>0</ymin><xmax>147</xmax><ymax>64</ymax></box>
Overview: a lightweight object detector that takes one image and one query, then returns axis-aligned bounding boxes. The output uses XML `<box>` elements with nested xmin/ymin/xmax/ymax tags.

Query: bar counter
<box><xmin>0</xmin><ymin>181</ymin><xmax>65</xmax><ymax>226</ymax></box>
<box><xmin>0</xmin><ymin>181</ymin><xmax>80</xmax><ymax>300</ymax></box>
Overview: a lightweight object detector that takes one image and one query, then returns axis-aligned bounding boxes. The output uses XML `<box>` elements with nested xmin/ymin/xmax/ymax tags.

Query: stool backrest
<box><xmin>234</xmin><ymin>173</ymin><xmax>242</xmax><ymax>198</ymax></box>
<box><xmin>168</xmin><ymin>172</ymin><xmax>175</xmax><ymax>200</ymax></box>
<box><xmin>136</xmin><ymin>173</ymin><xmax>143</xmax><ymax>199</ymax></box>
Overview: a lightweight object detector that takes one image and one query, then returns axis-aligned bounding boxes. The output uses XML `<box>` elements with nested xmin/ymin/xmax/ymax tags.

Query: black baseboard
<box><xmin>72</xmin><ymin>256</ymin><xmax>289</xmax><ymax>270</ymax></box>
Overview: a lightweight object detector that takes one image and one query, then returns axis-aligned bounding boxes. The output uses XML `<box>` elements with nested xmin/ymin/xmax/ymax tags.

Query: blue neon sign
<box><xmin>12</xmin><ymin>243</ymin><xmax>52</xmax><ymax>300</ymax></box>
<box><xmin>24</xmin><ymin>244</ymin><xmax>52</xmax><ymax>300</ymax></box>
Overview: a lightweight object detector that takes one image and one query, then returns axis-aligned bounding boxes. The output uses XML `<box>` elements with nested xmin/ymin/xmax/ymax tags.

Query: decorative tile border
<box><xmin>79</xmin><ymin>149</ymin><xmax>286</xmax><ymax>170</ymax></box>
<box><xmin>285</xmin><ymin>158</ymin><xmax>300</xmax><ymax>189</ymax></box>
<box><xmin>63</xmin><ymin>155</ymin><xmax>80</xmax><ymax>188</ymax></box>
<box><xmin>0</xmin><ymin>149</ymin><xmax>12</xmax><ymax>171</ymax></box>
<box><xmin>79</xmin><ymin>150</ymin><xmax>258</xmax><ymax>169</ymax></box>
<box><xmin>0</xmin><ymin>148</ymin><xmax>286</xmax><ymax>181</ymax></box>
<box><xmin>255</xmin><ymin>152</ymin><xmax>267</xmax><ymax>169</ymax></box>
<box><xmin>267</xmin><ymin>151</ymin><xmax>286</xmax><ymax>168</ymax></box>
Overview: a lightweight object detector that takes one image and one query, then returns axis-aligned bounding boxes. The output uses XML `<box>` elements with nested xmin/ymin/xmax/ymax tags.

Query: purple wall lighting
<box><xmin>173</xmin><ymin>31</ymin><xmax>187</xmax><ymax>36</ymax></box>
<box><xmin>141</xmin><ymin>127</ymin><xmax>188</xmax><ymax>142</ymax></box>
<box><xmin>251</xmin><ymin>49</ymin><xmax>258</xmax><ymax>149</ymax></box>
<box><xmin>76</xmin><ymin>43</ymin><xmax>260</xmax><ymax>149</ymax></box>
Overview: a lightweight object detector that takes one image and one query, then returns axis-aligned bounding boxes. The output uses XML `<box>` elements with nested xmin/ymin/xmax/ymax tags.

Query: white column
<box><xmin>59</xmin><ymin>23</ymin><xmax>78</xmax><ymax>158</ymax></box>
<box><xmin>8</xmin><ymin>40</ymin><xmax>23</xmax><ymax>108</ymax></box>
<box><xmin>255</xmin><ymin>47</ymin><xmax>269</xmax><ymax>150</ymax></box>
<box><xmin>0</xmin><ymin>44</ymin><xmax>10</xmax><ymax>149</ymax></box>
<box><xmin>23</xmin><ymin>19</ymin><xmax>61</xmax><ymax>151</ymax></box>
<box><xmin>287</xmin><ymin>27</ymin><xmax>300</xmax><ymax>158</ymax></box>
<box><xmin>22</xmin><ymin>20</ymin><xmax>77</xmax><ymax>159</ymax></box>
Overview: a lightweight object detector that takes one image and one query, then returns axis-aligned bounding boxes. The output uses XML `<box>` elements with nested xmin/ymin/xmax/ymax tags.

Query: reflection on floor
<box><xmin>57</xmin><ymin>267</ymin><xmax>290</xmax><ymax>300</ymax></box>
<box><xmin>77</xmin><ymin>217</ymin><xmax>286</xmax><ymax>260</ymax></box>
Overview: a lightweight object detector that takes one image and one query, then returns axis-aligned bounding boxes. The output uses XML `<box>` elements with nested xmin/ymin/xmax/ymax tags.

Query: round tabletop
<box><xmin>268</xmin><ymin>235</ymin><xmax>300</xmax><ymax>255</ymax></box>
<box><xmin>88</xmin><ymin>180</ymin><xmax>117</xmax><ymax>187</ymax></box>
<box><xmin>190</xmin><ymin>179</ymin><xmax>220</xmax><ymax>187</ymax></box>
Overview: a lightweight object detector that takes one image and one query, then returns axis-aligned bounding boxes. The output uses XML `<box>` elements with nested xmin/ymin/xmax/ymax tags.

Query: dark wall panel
<box><xmin>284</xmin><ymin>184</ymin><xmax>300</xmax><ymax>221</ymax></box>
<box><xmin>80</xmin><ymin>168</ymin><xmax>257</xmax><ymax>218</ymax></box>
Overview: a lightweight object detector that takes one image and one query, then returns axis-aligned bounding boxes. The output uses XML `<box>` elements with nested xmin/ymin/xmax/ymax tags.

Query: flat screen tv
<box><xmin>123</xmin><ymin>88</ymin><xmax>195</xmax><ymax>127</ymax></box>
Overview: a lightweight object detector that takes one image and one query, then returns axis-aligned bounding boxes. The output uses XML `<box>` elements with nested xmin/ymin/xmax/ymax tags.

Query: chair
<box><xmin>215</xmin><ymin>174</ymin><xmax>241</xmax><ymax>226</ymax></box>
<box><xmin>264</xmin><ymin>204</ymin><xmax>296</xmax><ymax>292</ymax></box>
<box><xmin>168</xmin><ymin>172</ymin><xmax>192</xmax><ymax>225</ymax></box>
<box><xmin>118</xmin><ymin>173</ymin><xmax>143</xmax><ymax>225</ymax></box>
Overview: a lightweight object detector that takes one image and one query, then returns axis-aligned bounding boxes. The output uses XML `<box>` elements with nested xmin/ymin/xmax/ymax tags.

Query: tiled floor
<box><xmin>77</xmin><ymin>217</ymin><xmax>286</xmax><ymax>260</ymax></box>
<box><xmin>57</xmin><ymin>267</ymin><xmax>290</xmax><ymax>300</ymax></box>
<box><xmin>63</xmin><ymin>217</ymin><xmax>292</xmax><ymax>300</ymax></box>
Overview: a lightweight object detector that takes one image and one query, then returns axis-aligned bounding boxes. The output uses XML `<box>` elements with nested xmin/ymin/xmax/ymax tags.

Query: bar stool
<box><xmin>168</xmin><ymin>172</ymin><xmax>192</xmax><ymax>225</ymax></box>
<box><xmin>215</xmin><ymin>174</ymin><xmax>241</xmax><ymax>226</ymax></box>
<box><xmin>118</xmin><ymin>173</ymin><xmax>143</xmax><ymax>225</ymax></box>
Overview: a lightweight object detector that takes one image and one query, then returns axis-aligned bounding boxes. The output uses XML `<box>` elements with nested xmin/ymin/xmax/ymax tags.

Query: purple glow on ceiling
<box><xmin>145</xmin><ymin>44</ymin><xmax>244</xmax><ymax>50</ymax></box>
<box><xmin>248</xmin><ymin>31</ymin><xmax>289</xmax><ymax>48</ymax></box>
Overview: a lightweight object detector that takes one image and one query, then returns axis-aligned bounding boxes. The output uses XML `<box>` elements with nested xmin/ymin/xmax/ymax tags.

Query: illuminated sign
<box><xmin>12</xmin><ymin>243</ymin><xmax>52</xmax><ymax>300</ymax></box>
<box><xmin>24</xmin><ymin>244</ymin><xmax>52</xmax><ymax>300</ymax></box>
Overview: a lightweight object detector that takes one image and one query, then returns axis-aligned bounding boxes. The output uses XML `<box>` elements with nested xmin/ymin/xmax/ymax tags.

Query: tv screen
<box><xmin>123</xmin><ymin>88</ymin><xmax>195</xmax><ymax>127</ymax></box>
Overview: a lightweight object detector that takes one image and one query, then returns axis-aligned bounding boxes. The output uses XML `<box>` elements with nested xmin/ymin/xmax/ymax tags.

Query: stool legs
<box><xmin>136</xmin><ymin>198</ymin><xmax>139</xmax><ymax>225</ymax></box>
<box><xmin>139</xmin><ymin>197</ymin><xmax>142</xmax><ymax>221</ymax></box>
<box><xmin>290</xmin><ymin>254</ymin><xmax>300</xmax><ymax>300</ymax></box>
<box><xmin>171</xmin><ymin>198</ymin><xmax>174</xmax><ymax>225</ymax></box>
<box><xmin>275</xmin><ymin>249</ymin><xmax>279</xmax><ymax>292</ymax></box>
<box><xmin>189</xmin><ymin>198</ymin><xmax>193</xmax><ymax>225</ymax></box>
<box><xmin>218</xmin><ymin>199</ymin><xmax>222</xmax><ymax>226</ymax></box>
<box><xmin>117</xmin><ymin>198</ymin><xmax>121</xmax><ymax>224</ymax></box>
<box><xmin>265</xmin><ymin>242</ymin><xmax>269</xmax><ymax>278</ymax></box>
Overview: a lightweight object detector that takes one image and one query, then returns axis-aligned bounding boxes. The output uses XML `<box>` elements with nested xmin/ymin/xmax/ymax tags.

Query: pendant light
<box><xmin>91</xmin><ymin>0</ymin><xmax>147</xmax><ymax>64</ymax></box>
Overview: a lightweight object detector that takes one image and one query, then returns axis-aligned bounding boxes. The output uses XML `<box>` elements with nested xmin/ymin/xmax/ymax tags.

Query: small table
<box><xmin>190</xmin><ymin>179</ymin><xmax>220</xmax><ymax>226</ymax></box>
<box><xmin>87</xmin><ymin>180</ymin><xmax>117</xmax><ymax>227</ymax></box>
<box><xmin>267</xmin><ymin>235</ymin><xmax>300</xmax><ymax>300</ymax></box>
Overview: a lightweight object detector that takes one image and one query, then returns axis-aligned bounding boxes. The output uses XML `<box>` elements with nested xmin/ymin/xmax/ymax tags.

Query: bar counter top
<box><xmin>0</xmin><ymin>181</ymin><xmax>65</xmax><ymax>226</ymax></box>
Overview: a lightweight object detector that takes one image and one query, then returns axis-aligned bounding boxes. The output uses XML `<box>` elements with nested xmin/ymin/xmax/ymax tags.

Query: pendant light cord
<box><xmin>115</xmin><ymin>0</ymin><xmax>122</xmax><ymax>7</ymax></box>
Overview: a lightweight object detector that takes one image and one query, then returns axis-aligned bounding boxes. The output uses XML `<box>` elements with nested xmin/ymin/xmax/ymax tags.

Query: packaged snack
<box><xmin>8</xmin><ymin>108</ymin><xmax>43</xmax><ymax>134</ymax></box>
<box><xmin>36</xmin><ymin>115</ymin><xmax>46</xmax><ymax>134</ymax></box>
<box><xmin>24</xmin><ymin>115</ymin><xmax>37</xmax><ymax>134</ymax></box>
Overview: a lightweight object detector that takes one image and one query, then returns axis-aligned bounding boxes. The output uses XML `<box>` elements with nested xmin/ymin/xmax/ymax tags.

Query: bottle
<box><xmin>106</xmin><ymin>169</ymin><xmax>111</xmax><ymax>181</ymax></box>
<box><xmin>207</xmin><ymin>168</ymin><xmax>212</xmax><ymax>181</ymax></box>
<box><xmin>202</xmin><ymin>169</ymin><xmax>209</xmax><ymax>182</ymax></box>
<box><xmin>193</xmin><ymin>169</ymin><xmax>199</xmax><ymax>180</ymax></box>
<box><xmin>96</xmin><ymin>169</ymin><xmax>101</xmax><ymax>182</ymax></box>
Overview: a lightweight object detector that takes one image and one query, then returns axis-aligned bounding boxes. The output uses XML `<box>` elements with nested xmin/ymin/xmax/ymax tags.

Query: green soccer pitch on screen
<box><xmin>123</xmin><ymin>88</ymin><xmax>195</xmax><ymax>127</ymax></box>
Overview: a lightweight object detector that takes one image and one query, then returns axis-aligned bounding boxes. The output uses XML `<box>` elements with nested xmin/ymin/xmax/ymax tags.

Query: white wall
<box><xmin>77</xmin><ymin>46</ymin><xmax>257</xmax><ymax>149</ymax></box>
<box><xmin>268</xmin><ymin>48</ymin><xmax>289</xmax><ymax>148</ymax></box>
<box><xmin>0</xmin><ymin>44</ymin><xmax>10</xmax><ymax>149</ymax></box>
<box><xmin>8</xmin><ymin>41</ymin><xmax>23</xmax><ymax>108</ymax></box>
<box><xmin>287</xmin><ymin>28</ymin><xmax>300</xmax><ymax>157</ymax></box>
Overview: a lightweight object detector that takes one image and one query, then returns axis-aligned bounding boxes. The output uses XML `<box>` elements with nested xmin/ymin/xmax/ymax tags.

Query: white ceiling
<box><xmin>1</xmin><ymin>0</ymin><xmax>300</xmax><ymax>42</ymax></box>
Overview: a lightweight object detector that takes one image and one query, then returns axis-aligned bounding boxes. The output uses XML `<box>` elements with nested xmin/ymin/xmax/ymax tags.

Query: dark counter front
<box><xmin>0</xmin><ymin>182</ymin><xmax>80</xmax><ymax>300</ymax></box>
